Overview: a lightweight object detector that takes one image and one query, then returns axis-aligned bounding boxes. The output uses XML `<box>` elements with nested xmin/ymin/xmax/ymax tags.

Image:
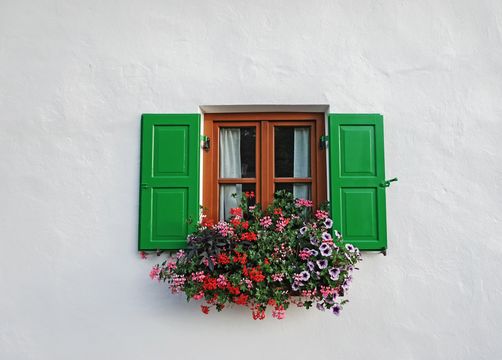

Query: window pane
<box><xmin>219</xmin><ymin>183</ymin><xmax>256</xmax><ymax>220</ymax></box>
<box><xmin>274</xmin><ymin>127</ymin><xmax>310</xmax><ymax>177</ymax></box>
<box><xmin>274</xmin><ymin>183</ymin><xmax>311</xmax><ymax>200</ymax></box>
<box><xmin>220</xmin><ymin>127</ymin><xmax>256</xmax><ymax>178</ymax></box>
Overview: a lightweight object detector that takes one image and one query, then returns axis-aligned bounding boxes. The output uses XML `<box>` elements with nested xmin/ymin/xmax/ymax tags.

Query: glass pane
<box><xmin>219</xmin><ymin>183</ymin><xmax>256</xmax><ymax>220</ymax></box>
<box><xmin>220</xmin><ymin>127</ymin><xmax>256</xmax><ymax>178</ymax></box>
<box><xmin>274</xmin><ymin>127</ymin><xmax>310</xmax><ymax>177</ymax></box>
<box><xmin>275</xmin><ymin>183</ymin><xmax>311</xmax><ymax>200</ymax></box>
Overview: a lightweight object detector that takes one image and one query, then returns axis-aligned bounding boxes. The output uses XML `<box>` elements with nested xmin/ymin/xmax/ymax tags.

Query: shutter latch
<box><xmin>380</xmin><ymin>177</ymin><xmax>398</xmax><ymax>188</ymax></box>
<box><xmin>319</xmin><ymin>135</ymin><xmax>328</xmax><ymax>150</ymax></box>
<box><xmin>201</xmin><ymin>135</ymin><xmax>210</xmax><ymax>151</ymax></box>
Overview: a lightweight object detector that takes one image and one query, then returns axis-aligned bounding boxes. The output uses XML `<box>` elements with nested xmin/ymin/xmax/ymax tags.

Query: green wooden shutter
<box><xmin>328</xmin><ymin>114</ymin><xmax>387</xmax><ymax>251</ymax></box>
<box><xmin>139</xmin><ymin>114</ymin><xmax>200</xmax><ymax>250</ymax></box>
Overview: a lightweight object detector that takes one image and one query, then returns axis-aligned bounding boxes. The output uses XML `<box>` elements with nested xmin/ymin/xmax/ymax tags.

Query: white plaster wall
<box><xmin>1</xmin><ymin>0</ymin><xmax>502</xmax><ymax>359</ymax></box>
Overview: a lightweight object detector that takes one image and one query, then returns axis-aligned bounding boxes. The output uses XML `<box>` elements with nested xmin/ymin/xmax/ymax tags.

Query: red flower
<box><xmin>227</xmin><ymin>284</ymin><xmax>241</xmax><ymax>295</ymax></box>
<box><xmin>233</xmin><ymin>294</ymin><xmax>249</xmax><ymax>305</ymax></box>
<box><xmin>240</xmin><ymin>232</ymin><xmax>257</xmax><ymax>241</ymax></box>
<box><xmin>264</xmin><ymin>258</ymin><xmax>270</xmax><ymax>265</ymax></box>
<box><xmin>274</xmin><ymin>208</ymin><xmax>282</xmax><ymax>215</ymax></box>
<box><xmin>201</xmin><ymin>305</ymin><xmax>209</xmax><ymax>314</ymax></box>
<box><xmin>249</xmin><ymin>267</ymin><xmax>265</xmax><ymax>283</ymax></box>
<box><xmin>241</xmin><ymin>221</ymin><xmax>249</xmax><ymax>230</ymax></box>
<box><xmin>201</xmin><ymin>217</ymin><xmax>214</xmax><ymax>228</ymax></box>
<box><xmin>230</xmin><ymin>217</ymin><xmax>241</xmax><ymax>227</ymax></box>
<box><xmin>252</xmin><ymin>308</ymin><xmax>266</xmax><ymax>320</ymax></box>
<box><xmin>242</xmin><ymin>266</ymin><xmax>249</xmax><ymax>277</ymax></box>
<box><xmin>203</xmin><ymin>277</ymin><xmax>217</xmax><ymax>291</ymax></box>
<box><xmin>233</xmin><ymin>252</ymin><xmax>247</xmax><ymax>265</ymax></box>
<box><xmin>267</xmin><ymin>299</ymin><xmax>276</xmax><ymax>306</ymax></box>
<box><xmin>217</xmin><ymin>253</ymin><xmax>230</xmax><ymax>265</ymax></box>
<box><xmin>245</xmin><ymin>191</ymin><xmax>255</xmax><ymax>199</ymax></box>
<box><xmin>230</xmin><ymin>207</ymin><xmax>243</xmax><ymax>217</ymax></box>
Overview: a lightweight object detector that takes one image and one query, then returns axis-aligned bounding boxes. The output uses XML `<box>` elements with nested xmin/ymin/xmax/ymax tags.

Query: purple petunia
<box><xmin>328</xmin><ymin>267</ymin><xmax>341</xmax><ymax>281</ymax></box>
<box><xmin>319</xmin><ymin>243</ymin><xmax>333</xmax><ymax>257</ymax></box>
<box><xmin>334</xmin><ymin>230</ymin><xmax>342</xmax><ymax>239</ymax></box>
<box><xmin>316</xmin><ymin>259</ymin><xmax>328</xmax><ymax>269</ymax></box>
<box><xmin>324</xmin><ymin>218</ymin><xmax>333</xmax><ymax>229</ymax></box>
<box><xmin>316</xmin><ymin>302</ymin><xmax>325</xmax><ymax>312</ymax></box>
<box><xmin>307</xmin><ymin>261</ymin><xmax>315</xmax><ymax>272</ymax></box>
<box><xmin>331</xmin><ymin>304</ymin><xmax>341</xmax><ymax>316</ymax></box>
<box><xmin>292</xmin><ymin>282</ymin><xmax>300</xmax><ymax>291</ymax></box>
<box><xmin>345</xmin><ymin>243</ymin><xmax>355</xmax><ymax>252</ymax></box>
<box><xmin>321</xmin><ymin>232</ymin><xmax>332</xmax><ymax>241</ymax></box>
<box><xmin>300</xmin><ymin>226</ymin><xmax>308</xmax><ymax>235</ymax></box>
<box><xmin>300</xmin><ymin>270</ymin><xmax>310</xmax><ymax>281</ymax></box>
<box><xmin>310</xmin><ymin>236</ymin><xmax>319</xmax><ymax>246</ymax></box>
<box><xmin>310</xmin><ymin>249</ymin><xmax>319</xmax><ymax>256</ymax></box>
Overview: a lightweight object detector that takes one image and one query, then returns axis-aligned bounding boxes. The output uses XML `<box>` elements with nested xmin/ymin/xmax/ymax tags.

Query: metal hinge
<box><xmin>201</xmin><ymin>135</ymin><xmax>210</xmax><ymax>151</ymax></box>
<box><xmin>319</xmin><ymin>135</ymin><xmax>329</xmax><ymax>150</ymax></box>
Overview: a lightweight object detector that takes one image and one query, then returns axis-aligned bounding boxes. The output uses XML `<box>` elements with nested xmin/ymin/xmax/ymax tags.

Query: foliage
<box><xmin>150</xmin><ymin>190</ymin><xmax>362</xmax><ymax>320</ymax></box>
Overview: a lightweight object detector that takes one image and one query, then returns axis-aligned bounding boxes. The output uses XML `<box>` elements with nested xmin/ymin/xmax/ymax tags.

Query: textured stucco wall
<box><xmin>1</xmin><ymin>0</ymin><xmax>502</xmax><ymax>359</ymax></box>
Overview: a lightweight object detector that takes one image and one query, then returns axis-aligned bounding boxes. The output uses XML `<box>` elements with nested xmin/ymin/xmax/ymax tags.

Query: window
<box><xmin>202</xmin><ymin>113</ymin><xmax>327</xmax><ymax>221</ymax></box>
<box><xmin>139</xmin><ymin>112</ymin><xmax>388</xmax><ymax>252</ymax></box>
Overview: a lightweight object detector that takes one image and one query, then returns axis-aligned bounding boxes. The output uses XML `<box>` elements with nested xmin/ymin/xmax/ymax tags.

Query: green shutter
<box><xmin>328</xmin><ymin>114</ymin><xmax>387</xmax><ymax>251</ymax></box>
<box><xmin>139</xmin><ymin>114</ymin><xmax>200</xmax><ymax>250</ymax></box>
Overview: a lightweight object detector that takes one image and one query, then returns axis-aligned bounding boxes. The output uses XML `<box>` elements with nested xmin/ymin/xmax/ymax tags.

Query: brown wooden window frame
<box><xmin>203</xmin><ymin>112</ymin><xmax>327</xmax><ymax>221</ymax></box>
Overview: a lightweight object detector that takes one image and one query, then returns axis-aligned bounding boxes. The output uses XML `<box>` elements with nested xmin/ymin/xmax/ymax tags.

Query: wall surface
<box><xmin>1</xmin><ymin>0</ymin><xmax>502</xmax><ymax>359</ymax></box>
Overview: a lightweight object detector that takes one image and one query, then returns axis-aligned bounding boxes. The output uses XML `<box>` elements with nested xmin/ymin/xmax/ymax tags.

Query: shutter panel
<box><xmin>139</xmin><ymin>114</ymin><xmax>200</xmax><ymax>250</ymax></box>
<box><xmin>328</xmin><ymin>114</ymin><xmax>387</xmax><ymax>251</ymax></box>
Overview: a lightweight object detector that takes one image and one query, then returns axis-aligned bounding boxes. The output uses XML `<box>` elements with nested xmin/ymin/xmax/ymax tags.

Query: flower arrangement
<box><xmin>149</xmin><ymin>190</ymin><xmax>362</xmax><ymax>320</ymax></box>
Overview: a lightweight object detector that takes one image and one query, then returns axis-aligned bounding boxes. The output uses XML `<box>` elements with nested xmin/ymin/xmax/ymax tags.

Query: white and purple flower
<box><xmin>324</xmin><ymin>218</ymin><xmax>333</xmax><ymax>229</ymax></box>
<box><xmin>334</xmin><ymin>230</ymin><xmax>342</xmax><ymax>239</ymax></box>
<box><xmin>300</xmin><ymin>226</ymin><xmax>308</xmax><ymax>235</ymax></box>
<box><xmin>331</xmin><ymin>304</ymin><xmax>341</xmax><ymax>316</ymax></box>
<box><xmin>300</xmin><ymin>270</ymin><xmax>310</xmax><ymax>281</ymax></box>
<box><xmin>307</xmin><ymin>261</ymin><xmax>315</xmax><ymax>272</ymax></box>
<box><xmin>328</xmin><ymin>267</ymin><xmax>341</xmax><ymax>281</ymax></box>
<box><xmin>310</xmin><ymin>236</ymin><xmax>319</xmax><ymax>246</ymax></box>
<box><xmin>321</xmin><ymin>232</ymin><xmax>332</xmax><ymax>241</ymax></box>
<box><xmin>316</xmin><ymin>259</ymin><xmax>328</xmax><ymax>269</ymax></box>
<box><xmin>345</xmin><ymin>243</ymin><xmax>356</xmax><ymax>252</ymax></box>
<box><xmin>319</xmin><ymin>243</ymin><xmax>333</xmax><ymax>257</ymax></box>
<box><xmin>316</xmin><ymin>302</ymin><xmax>325</xmax><ymax>312</ymax></box>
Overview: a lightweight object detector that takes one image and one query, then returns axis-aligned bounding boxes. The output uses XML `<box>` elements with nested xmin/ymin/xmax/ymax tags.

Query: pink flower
<box><xmin>140</xmin><ymin>251</ymin><xmax>148</xmax><ymax>259</ymax></box>
<box><xmin>272</xmin><ymin>305</ymin><xmax>286</xmax><ymax>320</ymax></box>
<box><xmin>299</xmin><ymin>249</ymin><xmax>311</xmax><ymax>261</ymax></box>
<box><xmin>271</xmin><ymin>273</ymin><xmax>284</xmax><ymax>282</ymax></box>
<box><xmin>315</xmin><ymin>210</ymin><xmax>329</xmax><ymax>220</ymax></box>
<box><xmin>260</xmin><ymin>216</ymin><xmax>272</xmax><ymax>228</ymax></box>
<box><xmin>169</xmin><ymin>274</ymin><xmax>186</xmax><ymax>293</ymax></box>
<box><xmin>193</xmin><ymin>291</ymin><xmax>204</xmax><ymax>300</ymax></box>
<box><xmin>149</xmin><ymin>265</ymin><xmax>160</xmax><ymax>280</ymax></box>
<box><xmin>217</xmin><ymin>275</ymin><xmax>228</xmax><ymax>289</ymax></box>
<box><xmin>244</xmin><ymin>279</ymin><xmax>253</xmax><ymax>289</ymax></box>
<box><xmin>176</xmin><ymin>250</ymin><xmax>185</xmax><ymax>259</ymax></box>
<box><xmin>295</xmin><ymin>198</ymin><xmax>313</xmax><ymax>208</ymax></box>
<box><xmin>166</xmin><ymin>262</ymin><xmax>177</xmax><ymax>271</ymax></box>
<box><xmin>191</xmin><ymin>271</ymin><xmax>206</xmax><ymax>282</ymax></box>
<box><xmin>214</xmin><ymin>221</ymin><xmax>235</xmax><ymax>237</ymax></box>
<box><xmin>275</xmin><ymin>217</ymin><xmax>290</xmax><ymax>233</ymax></box>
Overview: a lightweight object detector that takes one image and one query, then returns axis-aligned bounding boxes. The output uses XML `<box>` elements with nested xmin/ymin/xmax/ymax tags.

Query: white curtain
<box><xmin>219</xmin><ymin>128</ymin><xmax>242</xmax><ymax>220</ymax></box>
<box><xmin>293</xmin><ymin>128</ymin><xmax>310</xmax><ymax>200</ymax></box>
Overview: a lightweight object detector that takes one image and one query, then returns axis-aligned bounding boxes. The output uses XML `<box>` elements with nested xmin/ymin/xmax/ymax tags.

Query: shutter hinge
<box><xmin>319</xmin><ymin>135</ymin><xmax>329</xmax><ymax>150</ymax></box>
<box><xmin>200</xmin><ymin>135</ymin><xmax>210</xmax><ymax>151</ymax></box>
